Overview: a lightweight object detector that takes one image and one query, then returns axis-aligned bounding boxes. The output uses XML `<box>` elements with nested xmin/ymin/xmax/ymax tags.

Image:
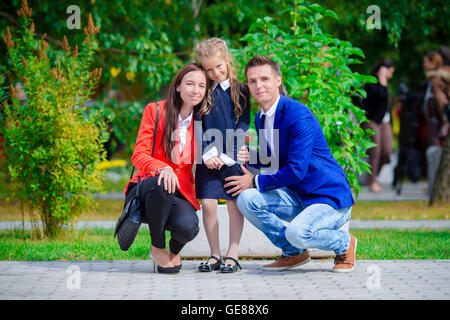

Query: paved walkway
<box><xmin>0</xmin><ymin>260</ymin><xmax>448</xmax><ymax>300</ymax></box>
<box><xmin>2</xmin><ymin>219</ymin><xmax>449</xmax><ymax>231</ymax></box>
<box><xmin>356</xmin><ymin>182</ymin><xmax>429</xmax><ymax>201</ymax></box>
<box><xmin>356</xmin><ymin>151</ymin><xmax>429</xmax><ymax>201</ymax></box>
<box><xmin>93</xmin><ymin>182</ymin><xmax>430</xmax><ymax>202</ymax></box>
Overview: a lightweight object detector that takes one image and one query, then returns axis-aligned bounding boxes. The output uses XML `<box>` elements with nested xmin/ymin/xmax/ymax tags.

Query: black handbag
<box><xmin>114</xmin><ymin>102</ymin><xmax>160</xmax><ymax>251</ymax></box>
<box><xmin>114</xmin><ymin>174</ymin><xmax>146</xmax><ymax>251</ymax></box>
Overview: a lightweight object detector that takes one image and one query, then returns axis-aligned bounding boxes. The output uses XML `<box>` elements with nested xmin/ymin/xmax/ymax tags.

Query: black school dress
<box><xmin>195</xmin><ymin>81</ymin><xmax>250</xmax><ymax>200</ymax></box>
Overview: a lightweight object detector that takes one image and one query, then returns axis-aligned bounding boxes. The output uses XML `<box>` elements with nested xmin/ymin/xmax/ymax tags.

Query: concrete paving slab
<box><xmin>0</xmin><ymin>260</ymin><xmax>448</xmax><ymax>300</ymax></box>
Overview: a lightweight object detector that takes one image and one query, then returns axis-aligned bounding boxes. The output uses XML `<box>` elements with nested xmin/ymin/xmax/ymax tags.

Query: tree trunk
<box><xmin>192</xmin><ymin>0</ymin><xmax>203</xmax><ymax>33</ymax></box>
<box><xmin>42</xmin><ymin>200</ymin><xmax>58</xmax><ymax>239</ymax></box>
<box><xmin>429</xmin><ymin>133</ymin><xmax>450</xmax><ymax>205</ymax></box>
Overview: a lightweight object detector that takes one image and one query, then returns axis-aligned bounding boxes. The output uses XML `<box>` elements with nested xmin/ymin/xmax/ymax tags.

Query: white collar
<box><xmin>178</xmin><ymin>111</ymin><xmax>193</xmax><ymax>125</ymax></box>
<box><xmin>212</xmin><ymin>79</ymin><xmax>230</xmax><ymax>91</ymax></box>
<box><xmin>260</xmin><ymin>95</ymin><xmax>280</xmax><ymax>119</ymax></box>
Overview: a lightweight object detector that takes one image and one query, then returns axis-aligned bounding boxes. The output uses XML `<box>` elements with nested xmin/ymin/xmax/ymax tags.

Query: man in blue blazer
<box><xmin>224</xmin><ymin>55</ymin><xmax>357</xmax><ymax>272</ymax></box>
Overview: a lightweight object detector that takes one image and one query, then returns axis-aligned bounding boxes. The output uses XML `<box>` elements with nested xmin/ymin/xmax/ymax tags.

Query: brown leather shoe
<box><xmin>262</xmin><ymin>250</ymin><xmax>310</xmax><ymax>271</ymax></box>
<box><xmin>333</xmin><ymin>234</ymin><xmax>357</xmax><ymax>273</ymax></box>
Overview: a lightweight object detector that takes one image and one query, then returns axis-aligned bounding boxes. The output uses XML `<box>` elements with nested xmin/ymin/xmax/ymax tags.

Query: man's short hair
<box><xmin>245</xmin><ymin>55</ymin><xmax>287</xmax><ymax>95</ymax></box>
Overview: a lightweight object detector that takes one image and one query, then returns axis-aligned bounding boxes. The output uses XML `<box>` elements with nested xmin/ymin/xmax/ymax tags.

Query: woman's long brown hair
<box><xmin>162</xmin><ymin>63</ymin><xmax>211</xmax><ymax>161</ymax></box>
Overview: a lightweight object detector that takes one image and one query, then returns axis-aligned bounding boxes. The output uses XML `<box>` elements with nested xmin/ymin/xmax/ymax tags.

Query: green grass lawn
<box><xmin>351</xmin><ymin>229</ymin><xmax>450</xmax><ymax>259</ymax></box>
<box><xmin>0</xmin><ymin>228</ymin><xmax>155</xmax><ymax>261</ymax></box>
<box><xmin>352</xmin><ymin>201</ymin><xmax>449</xmax><ymax>220</ymax></box>
<box><xmin>1</xmin><ymin>228</ymin><xmax>448</xmax><ymax>260</ymax></box>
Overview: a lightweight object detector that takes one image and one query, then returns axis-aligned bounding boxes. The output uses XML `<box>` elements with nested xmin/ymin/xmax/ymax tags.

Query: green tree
<box><xmin>231</xmin><ymin>2</ymin><xmax>377</xmax><ymax>194</ymax></box>
<box><xmin>430</xmin><ymin>134</ymin><xmax>450</xmax><ymax>205</ymax></box>
<box><xmin>0</xmin><ymin>1</ymin><xmax>292</xmax><ymax>158</ymax></box>
<box><xmin>0</xmin><ymin>1</ymin><xmax>106</xmax><ymax>239</ymax></box>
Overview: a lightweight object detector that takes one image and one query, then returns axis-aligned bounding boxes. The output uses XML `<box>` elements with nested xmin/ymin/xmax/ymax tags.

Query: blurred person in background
<box><xmin>361</xmin><ymin>59</ymin><xmax>395</xmax><ymax>192</ymax></box>
<box><xmin>438</xmin><ymin>45</ymin><xmax>450</xmax><ymax>66</ymax></box>
<box><xmin>422</xmin><ymin>50</ymin><xmax>449</xmax><ymax>195</ymax></box>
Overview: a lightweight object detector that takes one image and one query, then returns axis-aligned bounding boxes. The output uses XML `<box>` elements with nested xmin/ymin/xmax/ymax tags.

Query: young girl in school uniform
<box><xmin>194</xmin><ymin>38</ymin><xmax>250</xmax><ymax>273</ymax></box>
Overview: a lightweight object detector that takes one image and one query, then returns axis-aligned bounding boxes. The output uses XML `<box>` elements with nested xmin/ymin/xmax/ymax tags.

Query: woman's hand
<box><xmin>205</xmin><ymin>156</ymin><xmax>224</xmax><ymax>170</ymax></box>
<box><xmin>158</xmin><ymin>167</ymin><xmax>180</xmax><ymax>193</ymax></box>
<box><xmin>237</xmin><ymin>146</ymin><xmax>250</xmax><ymax>163</ymax></box>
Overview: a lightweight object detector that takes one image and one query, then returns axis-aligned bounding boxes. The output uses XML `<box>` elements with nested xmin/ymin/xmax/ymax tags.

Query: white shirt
<box><xmin>202</xmin><ymin>79</ymin><xmax>236</xmax><ymax>166</ymax></box>
<box><xmin>255</xmin><ymin>95</ymin><xmax>280</xmax><ymax>190</ymax></box>
<box><xmin>211</xmin><ymin>78</ymin><xmax>230</xmax><ymax>92</ymax></box>
<box><xmin>158</xmin><ymin>111</ymin><xmax>193</xmax><ymax>174</ymax></box>
<box><xmin>177</xmin><ymin>111</ymin><xmax>193</xmax><ymax>155</ymax></box>
<box><xmin>260</xmin><ymin>95</ymin><xmax>279</xmax><ymax>152</ymax></box>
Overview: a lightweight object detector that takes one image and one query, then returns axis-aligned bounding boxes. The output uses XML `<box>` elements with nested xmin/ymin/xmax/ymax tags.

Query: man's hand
<box><xmin>237</xmin><ymin>146</ymin><xmax>250</xmax><ymax>163</ymax></box>
<box><xmin>158</xmin><ymin>167</ymin><xmax>180</xmax><ymax>193</ymax></box>
<box><xmin>205</xmin><ymin>156</ymin><xmax>224</xmax><ymax>170</ymax></box>
<box><xmin>224</xmin><ymin>164</ymin><xmax>255</xmax><ymax>197</ymax></box>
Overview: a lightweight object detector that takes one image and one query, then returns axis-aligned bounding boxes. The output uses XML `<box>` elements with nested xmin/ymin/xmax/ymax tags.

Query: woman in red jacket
<box><xmin>124</xmin><ymin>63</ymin><xmax>211</xmax><ymax>273</ymax></box>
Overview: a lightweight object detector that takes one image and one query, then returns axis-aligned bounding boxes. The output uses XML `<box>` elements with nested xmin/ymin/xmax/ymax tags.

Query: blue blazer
<box><xmin>252</xmin><ymin>94</ymin><xmax>354</xmax><ymax>209</ymax></box>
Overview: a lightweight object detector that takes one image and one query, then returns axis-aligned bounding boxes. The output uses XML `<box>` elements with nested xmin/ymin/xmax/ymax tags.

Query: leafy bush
<box><xmin>231</xmin><ymin>2</ymin><xmax>377</xmax><ymax>195</ymax></box>
<box><xmin>82</xmin><ymin>99</ymin><xmax>144</xmax><ymax>158</ymax></box>
<box><xmin>0</xmin><ymin>1</ymin><xmax>106</xmax><ymax>239</ymax></box>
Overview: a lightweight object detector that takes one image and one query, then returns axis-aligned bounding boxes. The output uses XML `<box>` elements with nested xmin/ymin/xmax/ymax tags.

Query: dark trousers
<box><xmin>125</xmin><ymin>176</ymin><xmax>199</xmax><ymax>254</ymax></box>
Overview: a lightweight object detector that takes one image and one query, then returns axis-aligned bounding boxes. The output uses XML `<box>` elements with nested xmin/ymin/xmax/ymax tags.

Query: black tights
<box><xmin>125</xmin><ymin>176</ymin><xmax>199</xmax><ymax>254</ymax></box>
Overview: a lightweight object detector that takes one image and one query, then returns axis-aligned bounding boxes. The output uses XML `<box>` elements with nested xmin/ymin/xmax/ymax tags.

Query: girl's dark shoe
<box><xmin>198</xmin><ymin>255</ymin><xmax>222</xmax><ymax>272</ymax></box>
<box><xmin>220</xmin><ymin>257</ymin><xmax>242</xmax><ymax>273</ymax></box>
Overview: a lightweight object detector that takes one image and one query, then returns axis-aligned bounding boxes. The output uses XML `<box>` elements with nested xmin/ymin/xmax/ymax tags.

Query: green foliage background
<box><xmin>1</xmin><ymin>0</ymin><xmax>447</xmax><ymax>94</ymax></box>
<box><xmin>1</xmin><ymin>0</ymin><xmax>448</xmax><ymax>194</ymax></box>
<box><xmin>231</xmin><ymin>3</ymin><xmax>378</xmax><ymax>194</ymax></box>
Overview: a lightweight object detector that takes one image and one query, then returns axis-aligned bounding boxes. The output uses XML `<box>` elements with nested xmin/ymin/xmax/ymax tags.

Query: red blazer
<box><xmin>124</xmin><ymin>101</ymin><xmax>200</xmax><ymax>211</ymax></box>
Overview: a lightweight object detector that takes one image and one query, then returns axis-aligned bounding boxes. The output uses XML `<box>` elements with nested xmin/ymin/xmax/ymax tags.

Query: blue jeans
<box><xmin>236</xmin><ymin>187</ymin><xmax>352</xmax><ymax>256</ymax></box>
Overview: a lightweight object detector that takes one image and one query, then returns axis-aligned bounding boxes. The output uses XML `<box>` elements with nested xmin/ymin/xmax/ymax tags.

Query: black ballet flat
<box><xmin>198</xmin><ymin>255</ymin><xmax>223</xmax><ymax>272</ymax></box>
<box><xmin>220</xmin><ymin>257</ymin><xmax>242</xmax><ymax>273</ymax></box>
